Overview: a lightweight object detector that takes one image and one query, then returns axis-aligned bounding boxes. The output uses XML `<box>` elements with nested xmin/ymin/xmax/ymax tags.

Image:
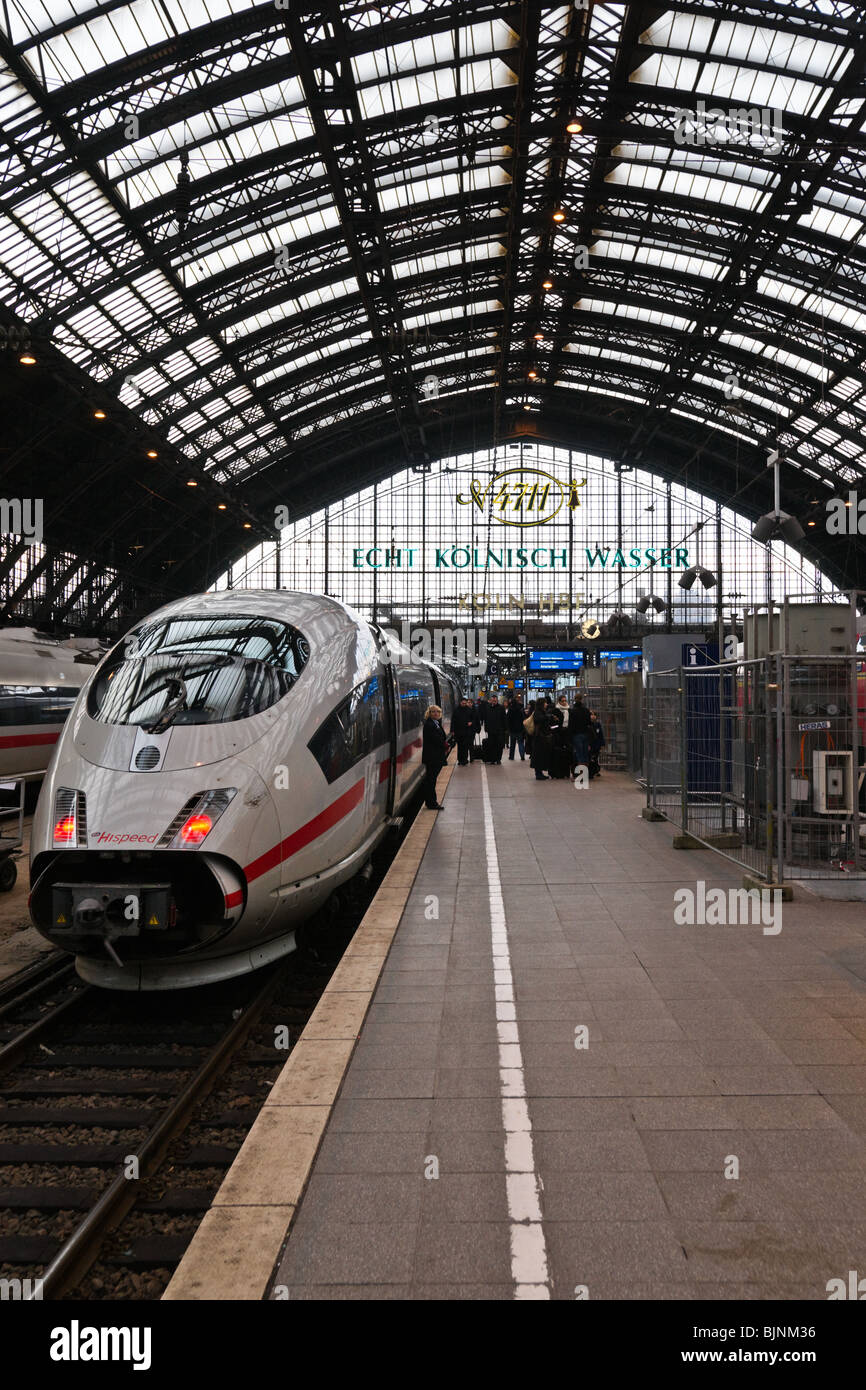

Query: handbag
<box><xmin>523</xmin><ymin>713</ymin><xmax>535</xmax><ymax>734</ymax></box>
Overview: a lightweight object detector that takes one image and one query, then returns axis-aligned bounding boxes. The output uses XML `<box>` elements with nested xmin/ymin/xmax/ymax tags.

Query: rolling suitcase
<box><xmin>549</xmin><ymin>742</ymin><xmax>572</xmax><ymax>779</ymax></box>
<box><xmin>469</xmin><ymin>732</ymin><xmax>484</xmax><ymax>762</ymax></box>
<box><xmin>481</xmin><ymin>736</ymin><xmax>497</xmax><ymax>764</ymax></box>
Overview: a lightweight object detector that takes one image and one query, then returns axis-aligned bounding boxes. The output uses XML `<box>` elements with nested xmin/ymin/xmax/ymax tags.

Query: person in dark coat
<box><xmin>485</xmin><ymin>696</ymin><xmax>507</xmax><ymax>764</ymax></box>
<box><xmin>451</xmin><ymin>697</ymin><xmax>476</xmax><ymax>766</ymax></box>
<box><xmin>523</xmin><ymin>699</ymin><xmax>536</xmax><ymax>760</ymax></box>
<box><xmin>530</xmin><ymin>703</ymin><xmax>553</xmax><ymax>780</ymax></box>
<box><xmin>550</xmin><ymin>695</ymin><xmax>572</xmax><ymax>778</ymax></box>
<box><xmin>587</xmin><ymin>709</ymin><xmax>606</xmax><ymax>779</ymax></box>
<box><xmin>422</xmin><ymin>704</ymin><xmax>449</xmax><ymax>809</ymax></box>
<box><xmin>476</xmin><ymin>695</ymin><xmax>489</xmax><ymax>732</ymax></box>
<box><xmin>507</xmin><ymin>695</ymin><xmax>526</xmax><ymax>761</ymax></box>
<box><xmin>569</xmin><ymin>694</ymin><xmax>592</xmax><ymax>769</ymax></box>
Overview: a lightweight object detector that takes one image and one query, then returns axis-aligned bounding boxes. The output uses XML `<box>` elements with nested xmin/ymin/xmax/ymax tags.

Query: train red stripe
<box><xmin>0</xmin><ymin>732</ymin><xmax>60</xmax><ymax>749</ymax></box>
<box><xmin>243</xmin><ymin>777</ymin><xmax>366</xmax><ymax>884</ymax></box>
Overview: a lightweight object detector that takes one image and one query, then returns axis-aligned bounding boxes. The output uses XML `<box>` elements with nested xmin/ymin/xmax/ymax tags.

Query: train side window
<box><xmin>0</xmin><ymin>686</ymin><xmax>76</xmax><ymax>727</ymax></box>
<box><xmin>308</xmin><ymin>675</ymin><xmax>387</xmax><ymax>784</ymax></box>
<box><xmin>396</xmin><ymin>667</ymin><xmax>435</xmax><ymax>730</ymax></box>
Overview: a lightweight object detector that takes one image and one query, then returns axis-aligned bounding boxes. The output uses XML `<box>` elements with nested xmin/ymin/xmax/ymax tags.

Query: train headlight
<box><xmin>181</xmin><ymin>813</ymin><xmax>213</xmax><ymax>845</ymax></box>
<box><xmin>160</xmin><ymin>789</ymin><xmax>236</xmax><ymax>849</ymax></box>
<box><xmin>53</xmin><ymin>788</ymin><xmax>86</xmax><ymax>847</ymax></box>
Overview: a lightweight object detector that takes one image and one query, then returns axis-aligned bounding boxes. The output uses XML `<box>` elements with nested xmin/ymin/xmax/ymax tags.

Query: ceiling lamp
<box><xmin>679</xmin><ymin>566</ymin><xmax>717</xmax><ymax>591</ymax></box>
<box><xmin>146</xmin><ymin>449</ymin><xmax>158</xmax><ymax>459</ymax></box>
<box><xmin>93</xmin><ymin>409</ymin><xmax>106</xmax><ymax>419</ymax></box>
<box><xmin>243</xmin><ymin>522</ymin><xmax>251</xmax><ymax>529</ymax></box>
<box><xmin>751</xmin><ymin>449</ymin><xmax>805</xmax><ymax>544</ymax></box>
<box><xmin>636</xmin><ymin>594</ymin><xmax>669</xmax><ymax>614</ymax></box>
<box><xmin>528</xmin><ymin>369</ymin><xmax>537</xmax><ymax>380</ymax></box>
<box><xmin>542</xmin><ymin>280</ymin><xmax>553</xmax><ymax>290</ymax></box>
<box><xmin>533</xmin><ymin>332</ymin><xmax>544</xmax><ymax>341</ymax></box>
<box><xmin>186</xmin><ymin>479</ymin><xmax>198</xmax><ymax>487</ymax></box>
<box><xmin>18</xmin><ymin>351</ymin><xmax>36</xmax><ymax>365</ymax></box>
<box><xmin>566</xmin><ymin>119</ymin><xmax>583</xmax><ymax>134</ymax></box>
<box><xmin>217</xmin><ymin>503</ymin><xmax>227</xmax><ymax>511</ymax></box>
<box><xmin>552</xmin><ymin>209</ymin><xmax>566</xmax><ymax>223</ymax></box>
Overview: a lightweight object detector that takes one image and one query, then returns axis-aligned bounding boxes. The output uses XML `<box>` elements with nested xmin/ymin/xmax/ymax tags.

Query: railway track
<box><xmin>0</xmin><ymin>824</ymin><xmax>409</xmax><ymax>1300</ymax></box>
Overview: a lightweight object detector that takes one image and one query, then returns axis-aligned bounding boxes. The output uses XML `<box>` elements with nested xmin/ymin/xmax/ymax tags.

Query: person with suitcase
<box><xmin>452</xmin><ymin>697</ymin><xmax>476</xmax><ymax>766</ymax></box>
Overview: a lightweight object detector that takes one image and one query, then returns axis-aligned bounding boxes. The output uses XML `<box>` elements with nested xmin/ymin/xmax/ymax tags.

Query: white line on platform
<box><xmin>480</xmin><ymin>764</ymin><xmax>551</xmax><ymax>1300</ymax></box>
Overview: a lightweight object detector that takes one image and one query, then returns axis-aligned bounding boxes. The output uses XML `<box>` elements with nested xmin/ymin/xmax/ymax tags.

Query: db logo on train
<box><xmin>457</xmin><ymin>468</ymin><xmax>586</xmax><ymax>526</ymax></box>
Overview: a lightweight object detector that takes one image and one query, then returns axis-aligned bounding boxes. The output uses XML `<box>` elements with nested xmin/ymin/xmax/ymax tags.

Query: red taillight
<box><xmin>180</xmin><ymin>812</ymin><xmax>212</xmax><ymax>845</ymax></box>
<box><xmin>53</xmin><ymin>815</ymin><xmax>76</xmax><ymax>845</ymax></box>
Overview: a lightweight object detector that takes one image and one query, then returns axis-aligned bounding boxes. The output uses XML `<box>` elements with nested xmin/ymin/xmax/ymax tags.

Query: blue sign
<box><xmin>599</xmin><ymin>648</ymin><xmax>642</xmax><ymax>661</ymax></box>
<box><xmin>529</xmin><ymin>678</ymin><xmax>555</xmax><ymax>689</ymax></box>
<box><xmin>527</xmin><ymin>649</ymin><xmax>584</xmax><ymax>671</ymax></box>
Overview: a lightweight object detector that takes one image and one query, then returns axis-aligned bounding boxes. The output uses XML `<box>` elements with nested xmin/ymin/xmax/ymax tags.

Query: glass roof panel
<box><xmin>0</xmin><ymin>0</ymin><xmax>862</xmax><ymax>504</ymax></box>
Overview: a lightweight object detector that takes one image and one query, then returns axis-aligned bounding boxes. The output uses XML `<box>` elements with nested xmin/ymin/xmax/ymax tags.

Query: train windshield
<box><xmin>87</xmin><ymin>615</ymin><xmax>309</xmax><ymax>727</ymax></box>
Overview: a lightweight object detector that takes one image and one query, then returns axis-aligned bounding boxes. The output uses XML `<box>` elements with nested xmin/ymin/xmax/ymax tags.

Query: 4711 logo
<box><xmin>457</xmin><ymin>467</ymin><xmax>586</xmax><ymax>526</ymax></box>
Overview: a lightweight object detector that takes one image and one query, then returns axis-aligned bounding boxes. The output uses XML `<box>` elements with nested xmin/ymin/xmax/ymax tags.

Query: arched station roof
<box><xmin>1</xmin><ymin>0</ymin><xmax>865</xmax><ymax>625</ymax></box>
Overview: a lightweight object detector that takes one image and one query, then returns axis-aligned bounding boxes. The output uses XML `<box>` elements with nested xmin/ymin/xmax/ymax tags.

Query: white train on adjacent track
<box><xmin>29</xmin><ymin>591</ymin><xmax>458</xmax><ymax>990</ymax></box>
<box><xmin>0</xmin><ymin>628</ymin><xmax>104</xmax><ymax>781</ymax></box>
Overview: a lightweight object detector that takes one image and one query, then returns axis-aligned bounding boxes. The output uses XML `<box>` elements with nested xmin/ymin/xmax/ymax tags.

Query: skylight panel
<box><xmin>577</xmin><ymin>298</ymin><xmax>694</xmax><ymax>334</ymax></box>
<box><xmin>660</xmin><ymin>167</ymin><xmax>768</xmax><ymax>213</ymax></box>
<box><xmin>596</xmin><ymin>238</ymin><xmax>722</xmax><ymax>281</ymax></box>
<box><xmin>800</xmin><ymin>203</ymin><xmax>864</xmax><ymax>242</ymax></box>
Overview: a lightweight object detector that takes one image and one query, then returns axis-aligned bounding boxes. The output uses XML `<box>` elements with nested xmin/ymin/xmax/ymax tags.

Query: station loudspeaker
<box><xmin>812</xmin><ymin>750</ymin><xmax>855</xmax><ymax>814</ymax></box>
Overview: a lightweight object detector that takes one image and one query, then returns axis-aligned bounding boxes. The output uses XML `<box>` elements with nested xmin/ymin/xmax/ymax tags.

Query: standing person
<box><xmin>421</xmin><ymin>704</ymin><xmax>449</xmax><ymax>810</ymax></box>
<box><xmin>569</xmin><ymin>693</ymin><xmax>592</xmax><ymax>772</ymax></box>
<box><xmin>485</xmin><ymin>695</ymin><xmax>507</xmax><ymax>764</ymax></box>
<box><xmin>530</xmin><ymin>701</ymin><xmax>553</xmax><ymax>780</ymax></box>
<box><xmin>551</xmin><ymin>694</ymin><xmax>572</xmax><ymax>779</ymax></box>
<box><xmin>507</xmin><ymin>693</ymin><xmax>526</xmax><ymax>761</ymax></box>
<box><xmin>476</xmin><ymin>693</ymin><xmax>489</xmax><ymax>736</ymax></box>
<box><xmin>523</xmin><ymin>699</ymin><xmax>536</xmax><ymax>761</ymax></box>
<box><xmin>452</xmin><ymin>697</ymin><xmax>476</xmax><ymax>767</ymax></box>
<box><xmin>587</xmin><ymin>709</ymin><xmax>606</xmax><ymax>780</ymax></box>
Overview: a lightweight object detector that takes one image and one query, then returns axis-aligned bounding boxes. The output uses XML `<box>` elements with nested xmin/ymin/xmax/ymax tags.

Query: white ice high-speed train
<box><xmin>29</xmin><ymin>591</ymin><xmax>458</xmax><ymax>990</ymax></box>
<box><xmin>0</xmin><ymin>628</ymin><xmax>105</xmax><ymax>782</ymax></box>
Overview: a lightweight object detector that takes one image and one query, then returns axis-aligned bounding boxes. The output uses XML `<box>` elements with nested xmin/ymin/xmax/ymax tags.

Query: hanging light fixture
<box><xmin>678</xmin><ymin>520</ymin><xmax>717</xmax><ymax>589</ymax></box>
<box><xmin>751</xmin><ymin>449</ymin><xmax>805</xmax><ymax>543</ymax></box>
<box><xmin>636</xmin><ymin>594</ymin><xmax>669</xmax><ymax>614</ymax></box>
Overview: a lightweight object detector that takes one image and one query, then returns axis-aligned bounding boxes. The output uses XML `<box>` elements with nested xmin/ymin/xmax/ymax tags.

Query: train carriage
<box><xmin>0</xmin><ymin>628</ymin><xmax>101</xmax><ymax>782</ymax></box>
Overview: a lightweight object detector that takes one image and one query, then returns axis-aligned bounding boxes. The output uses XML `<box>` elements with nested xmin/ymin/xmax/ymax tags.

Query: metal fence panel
<box><xmin>645</xmin><ymin>655</ymin><xmax>866</xmax><ymax>883</ymax></box>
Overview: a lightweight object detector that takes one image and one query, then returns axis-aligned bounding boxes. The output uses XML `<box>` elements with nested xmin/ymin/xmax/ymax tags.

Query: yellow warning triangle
<box><xmin>148</xmin><ymin>915</ymin><xmax>159</xmax><ymax>925</ymax></box>
<box><xmin>56</xmin><ymin>913</ymin><xmax>67</xmax><ymax>924</ymax></box>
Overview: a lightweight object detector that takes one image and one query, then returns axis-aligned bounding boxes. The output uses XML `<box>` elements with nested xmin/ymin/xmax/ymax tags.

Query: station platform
<box><xmin>167</xmin><ymin>760</ymin><xmax>866</xmax><ymax>1301</ymax></box>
